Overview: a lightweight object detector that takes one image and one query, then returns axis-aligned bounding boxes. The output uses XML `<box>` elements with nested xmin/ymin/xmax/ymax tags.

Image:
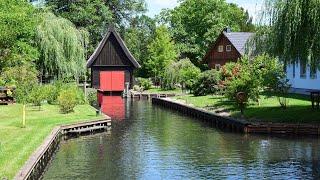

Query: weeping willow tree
<box><xmin>36</xmin><ymin>12</ymin><xmax>89</xmax><ymax>81</ymax></box>
<box><xmin>253</xmin><ymin>0</ymin><xmax>320</xmax><ymax>66</ymax></box>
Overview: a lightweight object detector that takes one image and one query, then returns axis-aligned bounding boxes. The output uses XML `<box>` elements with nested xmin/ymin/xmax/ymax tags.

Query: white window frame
<box><xmin>226</xmin><ymin>45</ymin><xmax>232</xmax><ymax>52</ymax></box>
<box><xmin>215</xmin><ymin>64</ymin><xmax>221</xmax><ymax>71</ymax></box>
<box><xmin>218</xmin><ymin>45</ymin><xmax>223</xmax><ymax>52</ymax></box>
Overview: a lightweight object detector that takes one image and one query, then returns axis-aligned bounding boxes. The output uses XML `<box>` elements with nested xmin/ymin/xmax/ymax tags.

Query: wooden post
<box><xmin>22</xmin><ymin>104</ymin><xmax>26</xmax><ymax>128</ymax></box>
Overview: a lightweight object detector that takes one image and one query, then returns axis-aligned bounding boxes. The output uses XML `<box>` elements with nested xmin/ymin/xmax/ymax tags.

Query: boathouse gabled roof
<box><xmin>87</xmin><ymin>26</ymin><xmax>141</xmax><ymax>68</ymax></box>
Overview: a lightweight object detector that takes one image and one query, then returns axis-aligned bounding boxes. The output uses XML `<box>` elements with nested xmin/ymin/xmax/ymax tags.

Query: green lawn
<box><xmin>145</xmin><ymin>87</ymin><xmax>183</xmax><ymax>94</ymax></box>
<box><xmin>174</xmin><ymin>93</ymin><xmax>320</xmax><ymax>123</ymax></box>
<box><xmin>0</xmin><ymin>104</ymin><xmax>102</xmax><ymax>179</ymax></box>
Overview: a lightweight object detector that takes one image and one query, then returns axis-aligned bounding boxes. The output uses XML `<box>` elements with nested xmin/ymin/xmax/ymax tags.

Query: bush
<box><xmin>28</xmin><ymin>85</ymin><xmax>48</xmax><ymax>109</ymax></box>
<box><xmin>58</xmin><ymin>89</ymin><xmax>77</xmax><ymax>114</ymax></box>
<box><xmin>45</xmin><ymin>81</ymin><xmax>64</xmax><ymax>105</ymax></box>
<box><xmin>87</xmin><ymin>89</ymin><xmax>97</xmax><ymax>106</ymax></box>
<box><xmin>162</xmin><ymin>58</ymin><xmax>201</xmax><ymax>90</ymax></box>
<box><xmin>137</xmin><ymin>78</ymin><xmax>152</xmax><ymax>90</ymax></box>
<box><xmin>192</xmin><ymin>70</ymin><xmax>221</xmax><ymax>96</ymax></box>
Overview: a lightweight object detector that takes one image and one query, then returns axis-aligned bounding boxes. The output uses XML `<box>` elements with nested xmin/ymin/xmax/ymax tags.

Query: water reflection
<box><xmin>43</xmin><ymin>100</ymin><xmax>320</xmax><ymax>179</ymax></box>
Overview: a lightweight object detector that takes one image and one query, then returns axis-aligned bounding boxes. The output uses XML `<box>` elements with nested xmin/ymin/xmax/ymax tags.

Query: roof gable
<box><xmin>87</xmin><ymin>26</ymin><xmax>141</xmax><ymax>68</ymax></box>
<box><xmin>223</xmin><ymin>32</ymin><xmax>254</xmax><ymax>55</ymax></box>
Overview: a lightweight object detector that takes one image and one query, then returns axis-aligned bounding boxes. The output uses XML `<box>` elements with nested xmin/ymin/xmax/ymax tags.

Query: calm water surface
<box><xmin>43</xmin><ymin>100</ymin><xmax>320</xmax><ymax>179</ymax></box>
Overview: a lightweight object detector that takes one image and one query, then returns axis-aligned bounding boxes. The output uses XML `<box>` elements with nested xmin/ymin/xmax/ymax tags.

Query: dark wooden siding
<box><xmin>93</xmin><ymin>34</ymin><xmax>132</xmax><ymax>67</ymax></box>
<box><xmin>206</xmin><ymin>35</ymin><xmax>241</xmax><ymax>69</ymax></box>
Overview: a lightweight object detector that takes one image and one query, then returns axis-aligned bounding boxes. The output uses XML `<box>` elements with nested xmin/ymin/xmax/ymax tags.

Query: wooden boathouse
<box><xmin>87</xmin><ymin>26</ymin><xmax>140</xmax><ymax>93</ymax></box>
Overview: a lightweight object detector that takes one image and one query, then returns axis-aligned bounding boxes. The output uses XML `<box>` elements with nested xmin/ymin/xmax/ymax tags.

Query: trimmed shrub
<box><xmin>192</xmin><ymin>70</ymin><xmax>221</xmax><ymax>96</ymax></box>
<box><xmin>57</xmin><ymin>89</ymin><xmax>77</xmax><ymax>114</ymax></box>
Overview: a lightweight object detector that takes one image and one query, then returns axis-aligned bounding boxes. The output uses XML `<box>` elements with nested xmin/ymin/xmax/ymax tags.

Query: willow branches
<box><xmin>254</xmin><ymin>0</ymin><xmax>320</xmax><ymax>66</ymax></box>
<box><xmin>36</xmin><ymin>12</ymin><xmax>89</xmax><ymax>80</ymax></box>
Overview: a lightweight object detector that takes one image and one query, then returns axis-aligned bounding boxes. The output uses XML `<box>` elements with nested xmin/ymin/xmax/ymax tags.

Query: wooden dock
<box><xmin>14</xmin><ymin>118</ymin><xmax>111</xmax><ymax>180</ymax></box>
<box><xmin>130</xmin><ymin>92</ymin><xmax>176</xmax><ymax>99</ymax></box>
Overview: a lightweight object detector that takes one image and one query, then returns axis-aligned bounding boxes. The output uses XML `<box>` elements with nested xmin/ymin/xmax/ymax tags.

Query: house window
<box><xmin>226</xmin><ymin>45</ymin><xmax>232</xmax><ymax>52</ymax></box>
<box><xmin>218</xmin><ymin>45</ymin><xmax>223</xmax><ymax>52</ymax></box>
<box><xmin>215</xmin><ymin>64</ymin><xmax>221</xmax><ymax>71</ymax></box>
<box><xmin>300</xmin><ymin>62</ymin><xmax>306</xmax><ymax>79</ymax></box>
<box><xmin>310</xmin><ymin>65</ymin><xmax>317</xmax><ymax>79</ymax></box>
<box><xmin>292</xmin><ymin>62</ymin><xmax>295</xmax><ymax>78</ymax></box>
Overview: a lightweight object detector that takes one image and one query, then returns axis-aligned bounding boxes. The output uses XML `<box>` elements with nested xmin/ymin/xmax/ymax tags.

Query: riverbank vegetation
<box><xmin>174</xmin><ymin>92</ymin><xmax>320</xmax><ymax>123</ymax></box>
<box><xmin>0</xmin><ymin>104</ymin><xmax>102</xmax><ymax>179</ymax></box>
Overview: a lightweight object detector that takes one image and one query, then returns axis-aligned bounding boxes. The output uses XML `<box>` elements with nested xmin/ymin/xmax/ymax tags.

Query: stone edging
<box><xmin>152</xmin><ymin>98</ymin><xmax>320</xmax><ymax>136</ymax></box>
<box><xmin>14</xmin><ymin>117</ymin><xmax>111</xmax><ymax>180</ymax></box>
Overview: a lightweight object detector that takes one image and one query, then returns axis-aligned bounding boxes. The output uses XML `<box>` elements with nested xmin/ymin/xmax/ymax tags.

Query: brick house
<box><xmin>203</xmin><ymin>29</ymin><xmax>254</xmax><ymax>70</ymax></box>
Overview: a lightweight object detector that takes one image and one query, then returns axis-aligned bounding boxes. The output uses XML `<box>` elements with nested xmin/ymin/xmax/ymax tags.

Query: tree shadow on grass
<box><xmin>261</xmin><ymin>91</ymin><xmax>310</xmax><ymax>101</ymax></box>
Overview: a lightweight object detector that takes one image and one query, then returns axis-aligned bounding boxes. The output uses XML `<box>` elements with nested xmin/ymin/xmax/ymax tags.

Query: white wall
<box><xmin>286</xmin><ymin>62</ymin><xmax>320</xmax><ymax>90</ymax></box>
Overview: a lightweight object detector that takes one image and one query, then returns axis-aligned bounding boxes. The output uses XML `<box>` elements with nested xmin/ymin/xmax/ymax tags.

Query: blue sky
<box><xmin>145</xmin><ymin>0</ymin><xmax>264</xmax><ymax>22</ymax></box>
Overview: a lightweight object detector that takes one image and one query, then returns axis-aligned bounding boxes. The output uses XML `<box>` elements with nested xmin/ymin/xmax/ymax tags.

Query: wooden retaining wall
<box><xmin>14</xmin><ymin>118</ymin><xmax>111</xmax><ymax>180</ymax></box>
<box><xmin>152</xmin><ymin>98</ymin><xmax>250</xmax><ymax>132</ymax></box>
<box><xmin>152</xmin><ymin>98</ymin><xmax>320</xmax><ymax>136</ymax></box>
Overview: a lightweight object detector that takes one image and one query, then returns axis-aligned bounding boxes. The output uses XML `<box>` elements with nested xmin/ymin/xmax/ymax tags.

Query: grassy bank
<box><xmin>0</xmin><ymin>104</ymin><xmax>102</xmax><ymax>179</ymax></box>
<box><xmin>174</xmin><ymin>93</ymin><xmax>320</xmax><ymax>123</ymax></box>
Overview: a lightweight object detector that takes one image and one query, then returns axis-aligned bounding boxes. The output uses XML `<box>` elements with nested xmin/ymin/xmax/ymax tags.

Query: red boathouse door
<box><xmin>100</xmin><ymin>71</ymin><xmax>125</xmax><ymax>91</ymax></box>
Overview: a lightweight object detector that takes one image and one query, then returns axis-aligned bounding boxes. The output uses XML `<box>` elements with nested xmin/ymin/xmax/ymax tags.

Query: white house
<box><xmin>286</xmin><ymin>61</ymin><xmax>320</xmax><ymax>94</ymax></box>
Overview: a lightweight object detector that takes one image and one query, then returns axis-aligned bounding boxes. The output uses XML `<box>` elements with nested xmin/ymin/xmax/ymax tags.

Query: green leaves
<box><xmin>146</xmin><ymin>25</ymin><xmax>178</xmax><ymax>80</ymax></box>
<box><xmin>36</xmin><ymin>12</ymin><xmax>87</xmax><ymax>79</ymax></box>
<box><xmin>257</xmin><ymin>0</ymin><xmax>320</xmax><ymax>65</ymax></box>
<box><xmin>164</xmin><ymin>0</ymin><xmax>255</xmax><ymax>66</ymax></box>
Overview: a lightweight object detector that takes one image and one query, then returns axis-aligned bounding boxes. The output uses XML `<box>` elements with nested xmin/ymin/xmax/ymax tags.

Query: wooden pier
<box><xmin>130</xmin><ymin>92</ymin><xmax>176</xmax><ymax>99</ymax></box>
<box><xmin>14</xmin><ymin>118</ymin><xmax>111</xmax><ymax>180</ymax></box>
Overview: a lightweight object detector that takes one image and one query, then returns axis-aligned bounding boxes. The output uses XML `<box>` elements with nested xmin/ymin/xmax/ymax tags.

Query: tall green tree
<box><xmin>47</xmin><ymin>0</ymin><xmax>146</xmax><ymax>53</ymax></box>
<box><xmin>36</xmin><ymin>12</ymin><xmax>88</xmax><ymax>80</ymax></box>
<box><xmin>0</xmin><ymin>0</ymin><xmax>39</xmax><ymax>71</ymax></box>
<box><xmin>255</xmin><ymin>0</ymin><xmax>320</xmax><ymax>65</ymax></box>
<box><xmin>124</xmin><ymin>15</ymin><xmax>156</xmax><ymax>77</ymax></box>
<box><xmin>145</xmin><ymin>25</ymin><xmax>178</xmax><ymax>81</ymax></box>
<box><xmin>47</xmin><ymin>0</ymin><xmax>113</xmax><ymax>53</ymax></box>
<box><xmin>163</xmin><ymin>0</ymin><xmax>255</xmax><ymax>67</ymax></box>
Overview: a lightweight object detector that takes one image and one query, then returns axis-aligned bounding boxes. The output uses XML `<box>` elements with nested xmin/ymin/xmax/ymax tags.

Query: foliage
<box><xmin>146</xmin><ymin>25</ymin><xmax>178</xmax><ymax>81</ymax></box>
<box><xmin>87</xmin><ymin>89</ymin><xmax>98</xmax><ymax>106</ymax></box>
<box><xmin>45</xmin><ymin>81</ymin><xmax>64</xmax><ymax>105</ymax></box>
<box><xmin>1</xmin><ymin>65</ymin><xmax>38</xmax><ymax>104</ymax></box>
<box><xmin>28</xmin><ymin>85</ymin><xmax>48</xmax><ymax>108</ymax></box>
<box><xmin>274</xmin><ymin>78</ymin><xmax>291</xmax><ymax>109</ymax></box>
<box><xmin>224</xmin><ymin>55</ymin><xmax>286</xmax><ymax>104</ymax></box>
<box><xmin>163</xmin><ymin>0</ymin><xmax>255</xmax><ymax>67</ymax></box>
<box><xmin>124</xmin><ymin>15</ymin><xmax>156</xmax><ymax>77</ymax></box>
<box><xmin>48</xmin><ymin>0</ymin><xmax>146</xmax><ymax>53</ymax></box>
<box><xmin>192</xmin><ymin>70</ymin><xmax>221</xmax><ymax>96</ymax></box>
<box><xmin>0</xmin><ymin>0</ymin><xmax>39</xmax><ymax>71</ymax></box>
<box><xmin>47</xmin><ymin>0</ymin><xmax>113</xmax><ymax>53</ymax></box>
<box><xmin>136</xmin><ymin>78</ymin><xmax>152</xmax><ymax>91</ymax></box>
<box><xmin>58</xmin><ymin>89</ymin><xmax>78</xmax><ymax>113</ymax></box>
<box><xmin>162</xmin><ymin>58</ymin><xmax>201</xmax><ymax>90</ymax></box>
<box><xmin>255</xmin><ymin>0</ymin><xmax>320</xmax><ymax>65</ymax></box>
<box><xmin>36</xmin><ymin>12</ymin><xmax>88</xmax><ymax>80</ymax></box>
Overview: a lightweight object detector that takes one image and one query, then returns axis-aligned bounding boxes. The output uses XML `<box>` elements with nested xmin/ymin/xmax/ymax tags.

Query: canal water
<box><xmin>43</xmin><ymin>100</ymin><xmax>320</xmax><ymax>179</ymax></box>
